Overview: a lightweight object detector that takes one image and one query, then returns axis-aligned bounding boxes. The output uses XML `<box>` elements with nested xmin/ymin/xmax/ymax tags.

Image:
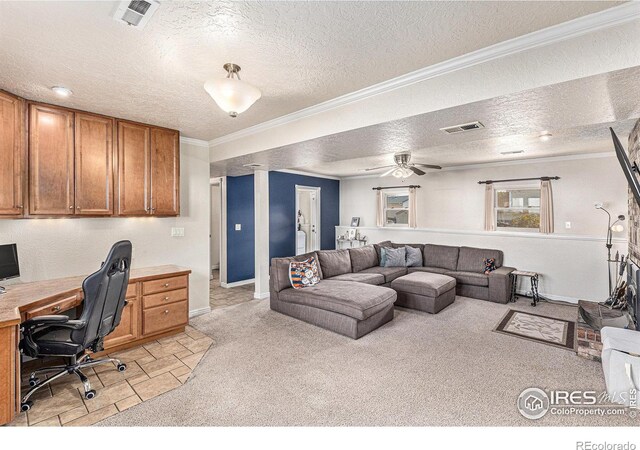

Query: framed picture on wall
<box><xmin>351</xmin><ymin>217</ymin><xmax>360</xmax><ymax>227</ymax></box>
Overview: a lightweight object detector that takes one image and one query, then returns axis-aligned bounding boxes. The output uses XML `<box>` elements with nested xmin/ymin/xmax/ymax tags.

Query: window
<box><xmin>384</xmin><ymin>191</ymin><xmax>409</xmax><ymax>226</ymax></box>
<box><xmin>495</xmin><ymin>188</ymin><xmax>541</xmax><ymax>231</ymax></box>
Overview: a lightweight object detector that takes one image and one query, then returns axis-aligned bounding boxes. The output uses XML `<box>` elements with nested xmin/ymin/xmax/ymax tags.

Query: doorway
<box><xmin>210</xmin><ymin>180</ymin><xmax>222</xmax><ymax>282</ymax></box>
<box><xmin>295</xmin><ymin>185</ymin><xmax>321</xmax><ymax>255</ymax></box>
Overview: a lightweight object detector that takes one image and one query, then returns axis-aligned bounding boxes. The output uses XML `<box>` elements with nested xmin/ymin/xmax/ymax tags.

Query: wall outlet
<box><xmin>171</xmin><ymin>227</ymin><xmax>185</xmax><ymax>237</ymax></box>
<box><xmin>565</xmin><ymin>222</ymin><xmax>571</xmax><ymax>229</ymax></box>
<box><xmin>235</xmin><ymin>224</ymin><xmax>242</xmax><ymax>231</ymax></box>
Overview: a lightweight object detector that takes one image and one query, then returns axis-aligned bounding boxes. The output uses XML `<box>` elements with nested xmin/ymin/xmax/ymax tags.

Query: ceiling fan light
<box><xmin>204</xmin><ymin>64</ymin><xmax>262</xmax><ymax>117</ymax></box>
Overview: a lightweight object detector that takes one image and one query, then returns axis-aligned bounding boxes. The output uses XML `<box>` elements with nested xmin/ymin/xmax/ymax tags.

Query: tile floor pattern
<box><xmin>209</xmin><ymin>269</ymin><xmax>255</xmax><ymax>310</ymax></box>
<box><xmin>8</xmin><ymin>326</ymin><xmax>214</xmax><ymax>427</ymax></box>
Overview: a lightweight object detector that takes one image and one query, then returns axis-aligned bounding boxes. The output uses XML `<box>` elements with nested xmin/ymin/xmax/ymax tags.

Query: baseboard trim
<box><xmin>515</xmin><ymin>289</ymin><xmax>582</xmax><ymax>305</ymax></box>
<box><xmin>221</xmin><ymin>278</ymin><xmax>255</xmax><ymax>288</ymax></box>
<box><xmin>189</xmin><ymin>306</ymin><xmax>212</xmax><ymax>318</ymax></box>
<box><xmin>254</xmin><ymin>292</ymin><xmax>270</xmax><ymax>300</ymax></box>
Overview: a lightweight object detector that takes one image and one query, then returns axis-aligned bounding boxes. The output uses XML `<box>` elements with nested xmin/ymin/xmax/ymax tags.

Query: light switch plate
<box><xmin>171</xmin><ymin>227</ymin><xmax>185</xmax><ymax>237</ymax></box>
<box><xmin>565</xmin><ymin>222</ymin><xmax>571</xmax><ymax>229</ymax></box>
<box><xmin>235</xmin><ymin>224</ymin><xmax>242</xmax><ymax>231</ymax></box>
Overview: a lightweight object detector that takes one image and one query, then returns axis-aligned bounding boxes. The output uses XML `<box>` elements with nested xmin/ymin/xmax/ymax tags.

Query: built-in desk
<box><xmin>0</xmin><ymin>265</ymin><xmax>191</xmax><ymax>426</ymax></box>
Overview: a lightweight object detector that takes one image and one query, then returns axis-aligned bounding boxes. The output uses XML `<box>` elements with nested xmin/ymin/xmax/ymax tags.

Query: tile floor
<box><xmin>9</xmin><ymin>325</ymin><xmax>214</xmax><ymax>427</ymax></box>
<box><xmin>209</xmin><ymin>269</ymin><xmax>255</xmax><ymax>310</ymax></box>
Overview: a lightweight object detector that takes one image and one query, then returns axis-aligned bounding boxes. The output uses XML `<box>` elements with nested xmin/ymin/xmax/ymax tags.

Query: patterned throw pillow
<box><xmin>289</xmin><ymin>257</ymin><xmax>321</xmax><ymax>289</ymax></box>
<box><xmin>382</xmin><ymin>247</ymin><xmax>407</xmax><ymax>267</ymax></box>
<box><xmin>405</xmin><ymin>246</ymin><xmax>423</xmax><ymax>267</ymax></box>
<box><xmin>484</xmin><ymin>258</ymin><xmax>497</xmax><ymax>275</ymax></box>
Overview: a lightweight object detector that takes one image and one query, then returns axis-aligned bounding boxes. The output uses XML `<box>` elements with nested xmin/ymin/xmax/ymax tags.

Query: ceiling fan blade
<box><xmin>415</xmin><ymin>163</ymin><xmax>442</xmax><ymax>170</ymax></box>
<box><xmin>364</xmin><ymin>165</ymin><xmax>396</xmax><ymax>172</ymax></box>
<box><xmin>409</xmin><ymin>166</ymin><xmax>426</xmax><ymax>176</ymax></box>
<box><xmin>380</xmin><ymin>167</ymin><xmax>398</xmax><ymax>177</ymax></box>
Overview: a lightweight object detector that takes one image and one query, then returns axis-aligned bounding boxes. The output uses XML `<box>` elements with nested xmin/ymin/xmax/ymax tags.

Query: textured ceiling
<box><xmin>0</xmin><ymin>1</ymin><xmax>620</xmax><ymax>140</ymax></box>
<box><xmin>209</xmin><ymin>66</ymin><xmax>640</xmax><ymax>177</ymax></box>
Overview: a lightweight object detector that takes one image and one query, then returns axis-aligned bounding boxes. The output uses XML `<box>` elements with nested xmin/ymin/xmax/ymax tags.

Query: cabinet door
<box><xmin>29</xmin><ymin>104</ymin><xmax>74</xmax><ymax>215</ymax></box>
<box><xmin>0</xmin><ymin>91</ymin><xmax>24</xmax><ymax>216</ymax></box>
<box><xmin>75</xmin><ymin>113</ymin><xmax>114</xmax><ymax>215</ymax></box>
<box><xmin>150</xmin><ymin>128</ymin><xmax>179</xmax><ymax>216</ymax></box>
<box><xmin>103</xmin><ymin>297</ymin><xmax>140</xmax><ymax>349</ymax></box>
<box><xmin>117</xmin><ymin>121</ymin><xmax>150</xmax><ymax>215</ymax></box>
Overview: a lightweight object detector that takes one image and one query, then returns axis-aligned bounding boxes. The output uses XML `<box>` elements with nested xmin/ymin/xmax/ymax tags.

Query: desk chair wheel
<box><xmin>21</xmin><ymin>401</ymin><xmax>33</xmax><ymax>412</ymax></box>
<box><xmin>28</xmin><ymin>377</ymin><xmax>40</xmax><ymax>387</ymax></box>
<box><xmin>117</xmin><ymin>363</ymin><xmax>127</xmax><ymax>372</ymax></box>
<box><xmin>84</xmin><ymin>389</ymin><xmax>97</xmax><ymax>400</ymax></box>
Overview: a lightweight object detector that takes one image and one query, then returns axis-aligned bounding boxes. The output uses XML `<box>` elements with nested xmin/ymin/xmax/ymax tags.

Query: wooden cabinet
<box><xmin>103</xmin><ymin>289</ymin><xmax>140</xmax><ymax>349</ymax></box>
<box><xmin>0</xmin><ymin>91</ymin><xmax>25</xmax><ymax>216</ymax></box>
<box><xmin>117</xmin><ymin>121</ymin><xmax>180</xmax><ymax>217</ymax></box>
<box><xmin>29</xmin><ymin>104</ymin><xmax>75</xmax><ymax>215</ymax></box>
<box><xmin>75</xmin><ymin>113</ymin><xmax>114</xmax><ymax>215</ymax></box>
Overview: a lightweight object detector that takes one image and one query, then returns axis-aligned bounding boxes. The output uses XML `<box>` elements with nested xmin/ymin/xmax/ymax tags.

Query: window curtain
<box><xmin>408</xmin><ymin>187</ymin><xmax>417</xmax><ymax>228</ymax></box>
<box><xmin>376</xmin><ymin>190</ymin><xmax>384</xmax><ymax>227</ymax></box>
<box><xmin>484</xmin><ymin>184</ymin><xmax>496</xmax><ymax>231</ymax></box>
<box><xmin>540</xmin><ymin>179</ymin><xmax>554</xmax><ymax>234</ymax></box>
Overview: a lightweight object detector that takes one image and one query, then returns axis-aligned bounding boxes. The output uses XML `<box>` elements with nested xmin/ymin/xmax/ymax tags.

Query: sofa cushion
<box><xmin>278</xmin><ymin>280</ymin><xmax>396</xmax><ymax>320</ymax></box>
<box><xmin>391</xmin><ymin>272</ymin><xmax>456</xmax><ymax>297</ymax></box>
<box><xmin>445</xmin><ymin>270</ymin><xmax>489</xmax><ymax>287</ymax></box>
<box><xmin>327</xmin><ymin>272</ymin><xmax>385</xmax><ymax>285</ymax></box>
<box><xmin>457</xmin><ymin>246</ymin><xmax>504</xmax><ymax>273</ymax></box>
<box><xmin>348</xmin><ymin>246</ymin><xmax>378</xmax><ymax>273</ymax></box>
<box><xmin>423</xmin><ymin>244</ymin><xmax>460</xmax><ymax>271</ymax></box>
<box><xmin>381</xmin><ymin>247</ymin><xmax>406</xmax><ymax>267</ymax></box>
<box><xmin>374</xmin><ymin>241</ymin><xmax>393</xmax><ymax>262</ymax></box>
<box><xmin>359</xmin><ymin>266</ymin><xmax>408</xmax><ymax>283</ymax></box>
<box><xmin>405</xmin><ymin>246</ymin><xmax>423</xmax><ymax>267</ymax></box>
<box><xmin>317</xmin><ymin>249</ymin><xmax>352</xmax><ymax>279</ymax></box>
<box><xmin>407</xmin><ymin>266</ymin><xmax>448</xmax><ymax>275</ymax></box>
<box><xmin>271</xmin><ymin>252</ymin><xmax>322</xmax><ymax>293</ymax></box>
<box><xmin>392</xmin><ymin>243</ymin><xmax>424</xmax><ymax>252</ymax></box>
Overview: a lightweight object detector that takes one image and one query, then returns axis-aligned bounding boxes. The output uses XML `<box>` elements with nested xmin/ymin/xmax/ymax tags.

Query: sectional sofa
<box><xmin>269</xmin><ymin>242</ymin><xmax>515</xmax><ymax>339</ymax></box>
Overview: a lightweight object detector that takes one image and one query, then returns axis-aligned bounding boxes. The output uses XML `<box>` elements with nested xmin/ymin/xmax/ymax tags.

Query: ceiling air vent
<box><xmin>242</xmin><ymin>163</ymin><xmax>265</xmax><ymax>170</ymax></box>
<box><xmin>114</xmin><ymin>0</ymin><xmax>159</xmax><ymax>28</ymax></box>
<box><xmin>440</xmin><ymin>121</ymin><xmax>485</xmax><ymax>134</ymax></box>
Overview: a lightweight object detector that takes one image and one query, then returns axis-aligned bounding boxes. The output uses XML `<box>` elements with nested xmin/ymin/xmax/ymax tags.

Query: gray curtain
<box><xmin>540</xmin><ymin>180</ymin><xmax>554</xmax><ymax>233</ymax></box>
<box><xmin>408</xmin><ymin>187</ymin><xmax>417</xmax><ymax>228</ymax></box>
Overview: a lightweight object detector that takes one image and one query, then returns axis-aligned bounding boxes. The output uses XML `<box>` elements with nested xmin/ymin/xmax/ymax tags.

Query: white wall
<box><xmin>0</xmin><ymin>141</ymin><xmax>211</xmax><ymax>316</ymax></box>
<box><xmin>210</xmin><ymin>184</ymin><xmax>221</xmax><ymax>270</ymax></box>
<box><xmin>338</xmin><ymin>154</ymin><xmax>628</xmax><ymax>302</ymax></box>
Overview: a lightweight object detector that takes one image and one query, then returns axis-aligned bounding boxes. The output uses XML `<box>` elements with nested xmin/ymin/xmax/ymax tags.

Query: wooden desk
<box><xmin>0</xmin><ymin>265</ymin><xmax>191</xmax><ymax>426</ymax></box>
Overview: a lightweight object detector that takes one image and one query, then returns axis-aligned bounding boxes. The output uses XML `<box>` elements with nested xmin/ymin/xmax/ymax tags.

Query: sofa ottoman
<box><xmin>391</xmin><ymin>272</ymin><xmax>456</xmax><ymax>314</ymax></box>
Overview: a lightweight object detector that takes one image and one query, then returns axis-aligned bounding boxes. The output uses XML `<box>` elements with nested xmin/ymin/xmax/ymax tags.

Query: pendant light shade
<box><xmin>204</xmin><ymin>63</ymin><xmax>261</xmax><ymax>117</ymax></box>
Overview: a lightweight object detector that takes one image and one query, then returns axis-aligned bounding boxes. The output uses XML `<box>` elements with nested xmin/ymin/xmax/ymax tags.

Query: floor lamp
<box><xmin>596</xmin><ymin>203</ymin><xmax>626</xmax><ymax>296</ymax></box>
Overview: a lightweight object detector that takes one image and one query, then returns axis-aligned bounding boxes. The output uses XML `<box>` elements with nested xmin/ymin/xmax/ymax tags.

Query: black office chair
<box><xmin>19</xmin><ymin>240</ymin><xmax>132</xmax><ymax>412</ymax></box>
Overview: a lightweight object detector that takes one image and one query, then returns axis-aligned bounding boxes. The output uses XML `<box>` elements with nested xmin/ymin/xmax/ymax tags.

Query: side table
<box><xmin>510</xmin><ymin>270</ymin><xmax>541</xmax><ymax>306</ymax></box>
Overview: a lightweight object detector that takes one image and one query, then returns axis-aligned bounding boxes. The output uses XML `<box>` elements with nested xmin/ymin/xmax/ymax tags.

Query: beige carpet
<box><xmin>98</xmin><ymin>296</ymin><xmax>638</xmax><ymax>426</ymax></box>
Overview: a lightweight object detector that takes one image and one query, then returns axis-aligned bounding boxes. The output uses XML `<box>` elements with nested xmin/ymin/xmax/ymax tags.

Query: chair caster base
<box><xmin>28</xmin><ymin>377</ymin><xmax>39</xmax><ymax>387</ymax></box>
<box><xmin>21</xmin><ymin>401</ymin><xmax>33</xmax><ymax>412</ymax></box>
<box><xmin>117</xmin><ymin>363</ymin><xmax>127</xmax><ymax>372</ymax></box>
<box><xmin>84</xmin><ymin>389</ymin><xmax>97</xmax><ymax>400</ymax></box>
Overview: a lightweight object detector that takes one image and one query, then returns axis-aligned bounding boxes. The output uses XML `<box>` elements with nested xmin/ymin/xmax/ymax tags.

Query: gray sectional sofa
<box><xmin>269</xmin><ymin>242</ymin><xmax>515</xmax><ymax>339</ymax></box>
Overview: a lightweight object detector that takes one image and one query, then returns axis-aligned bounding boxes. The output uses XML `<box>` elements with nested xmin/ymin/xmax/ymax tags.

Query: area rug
<box><xmin>494</xmin><ymin>309</ymin><xmax>576</xmax><ymax>351</ymax></box>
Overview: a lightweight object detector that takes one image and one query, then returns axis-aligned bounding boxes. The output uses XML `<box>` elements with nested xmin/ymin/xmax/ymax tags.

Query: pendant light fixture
<box><xmin>204</xmin><ymin>63</ymin><xmax>262</xmax><ymax>117</ymax></box>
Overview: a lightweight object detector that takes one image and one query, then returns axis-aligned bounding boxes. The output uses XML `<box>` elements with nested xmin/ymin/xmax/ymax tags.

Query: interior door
<box><xmin>0</xmin><ymin>91</ymin><xmax>24</xmax><ymax>216</ymax></box>
<box><xmin>117</xmin><ymin>121</ymin><xmax>150</xmax><ymax>216</ymax></box>
<box><xmin>150</xmin><ymin>127</ymin><xmax>180</xmax><ymax>216</ymax></box>
<box><xmin>75</xmin><ymin>113</ymin><xmax>114</xmax><ymax>215</ymax></box>
<box><xmin>29</xmin><ymin>104</ymin><xmax>74</xmax><ymax>215</ymax></box>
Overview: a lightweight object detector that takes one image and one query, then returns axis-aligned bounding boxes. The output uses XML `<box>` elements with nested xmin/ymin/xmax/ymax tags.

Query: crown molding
<box><xmin>209</xmin><ymin>3</ymin><xmax>640</xmax><ymax>148</ymax></box>
<box><xmin>180</xmin><ymin>136</ymin><xmax>210</xmax><ymax>147</ymax></box>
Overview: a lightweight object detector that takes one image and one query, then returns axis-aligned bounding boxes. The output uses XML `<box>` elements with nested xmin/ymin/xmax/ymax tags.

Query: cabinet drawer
<box><xmin>143</xmin><ymin>300</ymin><xmax>188</xmax><ymax>336</ymax></box>
<box><xmin>142</xmin><ymin>275</ymin><xmax>188</xmax><ymax>295</ymax></box>
<box><xmin>25</xmin><ymin>294</ymin><xmax>81</xmax><ymax>319</ymax></box>
<box><xmin>143</xmin><ymin>288</ymin><xmax>187</xmax><ymax>309</ymax></box>
<box><xmin>126</xmin><ymin>283</ymin><xmax>137</xmax><ymax>299</ymax></box>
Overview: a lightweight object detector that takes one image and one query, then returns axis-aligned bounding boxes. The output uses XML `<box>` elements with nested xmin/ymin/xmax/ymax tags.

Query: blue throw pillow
<box><xmin>405</xmin><ymin>246</ymin><xmax>423</xmax><ymax>267</ymax></box>
<box><xmin>380</xmin><ymin>247</ymin><xmax>388</xmax><ymax>266</ymax></box>
<box><xmin>383</xmin><ymin>247</ymin><xmax>407</xmax><ymax>267</ymax></box>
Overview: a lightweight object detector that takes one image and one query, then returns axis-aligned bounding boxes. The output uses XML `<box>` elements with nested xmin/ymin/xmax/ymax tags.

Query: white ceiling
<box><xmin>209</xmin><ymin>66</ymin><xmax>640</xmax><ymax>177</ymax></box>
<box><xmin>0</xmin><ymin>1</ymin><xmax>621</xmax><ymax>140</ymax></box>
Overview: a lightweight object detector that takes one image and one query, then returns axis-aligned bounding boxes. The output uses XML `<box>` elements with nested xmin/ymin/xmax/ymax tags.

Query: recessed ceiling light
<box><xmin>500</xmin><ymin>150</ymin><xmax>525</xmax><ymax>155</ymax></box>
<box><xmin>539</xmin><ymin>132</ymin><xmax>552</xmax><ymax>141</ymax></box>
<box><xmin>51</xmin><ymin>86</ymin><xmax>73</xmax><ymax>97</ymax></box>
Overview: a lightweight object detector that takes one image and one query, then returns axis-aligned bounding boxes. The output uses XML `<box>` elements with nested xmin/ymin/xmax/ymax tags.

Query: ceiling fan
<box><xmin>364</xmin><ymin>151</ymin><xmax>442</xmax><ymax>178</ymax></box>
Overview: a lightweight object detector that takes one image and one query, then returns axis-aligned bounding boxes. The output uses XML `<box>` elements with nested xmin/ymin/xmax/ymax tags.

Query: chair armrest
<box><xmin>21</xmin><ymin>315</ymin><xmax>84</xmax><ymax>331</ymax></box>
<box><xmin>488</xmin><ymin>266</ymin><xmax>516</xmax><ymax>304</ymax></box>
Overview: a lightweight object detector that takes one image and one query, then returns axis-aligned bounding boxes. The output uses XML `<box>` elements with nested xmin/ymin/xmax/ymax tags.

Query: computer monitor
<box><xmin>0</xmin><ymin>244</ymin><xmax>20</xmax><ymax>293</ymax></box>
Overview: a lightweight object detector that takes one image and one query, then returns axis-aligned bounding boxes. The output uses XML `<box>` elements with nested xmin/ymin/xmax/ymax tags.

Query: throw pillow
<box><xmin>383</xmin><ymin>247</ymin><xmax>407</xmax><ymax>267</ymax></box>
<box><xmin>405</xmin><ymin>246</ymin><xmax>423</xmax><ymax>267</ymax></box>
<box><xmin>289</xmin><ymin>257</ymin><xmax>321</xmax><ymax>289</ymax></box>
<box><xmin>484</xmin><ymin>258</ymin><xmax>497</xmax><ymax>275</ymax></box>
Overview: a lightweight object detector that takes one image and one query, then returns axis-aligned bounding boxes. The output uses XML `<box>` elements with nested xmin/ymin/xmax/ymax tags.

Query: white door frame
<box><xmin>295</xmin><ymin>185</ymin><xmax>321</xmax><ymax>253</ymax></box>
<box><xmin>210</xmin><ymin>177</ymin><xmax>227</xmax><ymax>285</ymax></box>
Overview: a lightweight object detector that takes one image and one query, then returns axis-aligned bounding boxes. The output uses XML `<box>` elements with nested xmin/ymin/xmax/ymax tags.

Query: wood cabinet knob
<box><xmin>164</xmin><ymin>296</ymin><xmax>170</xmax><ymax>301</ymax></box>
<box><xmin>69</xmin><ymin>205</ymin><xmax>73</xmax><ymax>209</ymax></box>
<box><xmin>52</xmin><ymin>305</ymin><xmax>61</xmax><ymax>312</ymax></box>
<box><xmin>16</xmin><ymin>205</ymin><xmax>23</xmax><ymax>209</ymax></box>
<box><xmin>164</xmin><ymin>310</ymin><xmax>169</xmax><ymax>314</ymax></box>
<box><xmin>76</xmin><ymin>206</ymin><xmax>80</xmax><ymax>210</ymax></box>
<box><xmin>163</xmin><ymin>283</ymin><xmax>169</xmax><ymax>287</ymax></box>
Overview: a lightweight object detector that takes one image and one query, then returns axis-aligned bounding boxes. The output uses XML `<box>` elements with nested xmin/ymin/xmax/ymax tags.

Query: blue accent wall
<box><xmin>269</xmin><ymin>172</ymin><xmax>340</xmax><ymax>259</ymax></box>
<box><xmin>226</xmin><ymin>175</ymin><xmax>255</xmax><ymax>283</ymax></box>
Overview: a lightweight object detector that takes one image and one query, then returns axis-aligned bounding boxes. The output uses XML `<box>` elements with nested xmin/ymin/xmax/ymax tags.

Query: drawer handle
<box><xmin>164</xmin><ymin>296</ymin><xmax>170</xmax><ymax>301</ymax></box>
<box><xmin>163</xmin><ymin>283</ymin><xmax>170</xmax><ymax>288</ymax></box>
<box><xmin>52</xmin><ymin>306</ymin><xmax>61</xmax><ymax>312</ymax></box>
<box><xmin>164</xmin><ymin>310</ymin><xmax>169</xmax><ymax>314</ymax></box>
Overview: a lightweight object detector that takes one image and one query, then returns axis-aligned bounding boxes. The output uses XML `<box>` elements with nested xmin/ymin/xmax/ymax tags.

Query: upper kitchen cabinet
<box><xmin>0</xmin><ymin>91</ymin><xmax>25</xmax><ymax>216</ymax></box>
<box><xmin>28</xmin><ymin>103</ymin><xmax>74</xmax><ymax>215</ymax></box>
<box><xmin>150</xmin><ymin>127</ymin><xmax>180</xmax><ymax>216</ymax></box>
